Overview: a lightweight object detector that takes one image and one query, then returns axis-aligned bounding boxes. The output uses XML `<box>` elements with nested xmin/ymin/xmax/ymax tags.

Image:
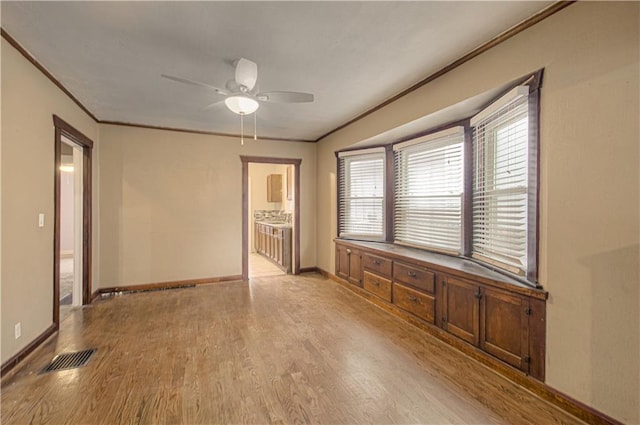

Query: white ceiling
<box><xmin>1</xmin><ymin>1</ymin><xmax>553</xmax><ymax>142</ymax></box>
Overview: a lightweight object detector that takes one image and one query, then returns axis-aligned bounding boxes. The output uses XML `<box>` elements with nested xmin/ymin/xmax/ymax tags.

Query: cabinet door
<box><xmin>442</xmin><ymin>276</ymin><xmax>480</xmax><ymax>345</ymax></box>
<box><xmin>335</xmin><ymin>244</ymin><xmax>350</xmax><ymax>280</ymax></box>
<box><xmin>276</xmin><ymin>230</ymin><xmax>283</xmax><ymax>265</ymax></box>
<box><xmin>480</xmin><ymin>287</ymin><xmax>530</xmax><ymax>372</ymax></box>
<box><xmin>262</xmin><ymin>226</ymin><xmax>267</xmax><ymax>254</ymax></box>
<box><xmin>348</xmin><ymin>248</ymin><xmax>362</xmax><ymax>286</ymax></box>
<box><xmin>254</xmin><ymin>223</ymin><xmax>259</xmax><ymax>252</ymax></box>
<box><xmin>266</xmin><ymin>227</ymin><xmax>271</xmax><ymax>257</ymax></box>
<box><xmin>270</xmin><ymin>229</ymin><xmax>276</xmax><ymax>259</ymax></box>
<box><xmin>267</xmin><ymin>174</ymin><xmax>283</xmax><ymax>202</ymax></box>
<box><xmin>283</xmin><ymin>228</ymin><xmax>292</xmax><ymax>272</ymax></box>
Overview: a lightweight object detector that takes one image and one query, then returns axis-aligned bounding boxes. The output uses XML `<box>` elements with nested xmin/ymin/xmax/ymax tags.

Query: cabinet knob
<box><xmin>408</xmin><ymin>295</ymin><xmax>418</xmax><ymax>303</ymax></box>
<box><xmin>407</xmin><ymin>271</ymin><xmax>417</xmax><ymax>278</ymax></box>
<box><xmin>373</xmin><ymin>259</ymin><xmax>381</xmax><ymax>265</ymax></box>
<box><xmin>346</xmin><ymin>249</ymin><xmax>351</xmax><ymax>255</ymax></box>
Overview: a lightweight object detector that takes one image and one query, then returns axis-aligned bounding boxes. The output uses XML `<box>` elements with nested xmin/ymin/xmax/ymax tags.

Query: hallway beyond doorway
<box><xmin>249</xmin><ymin>252</ymin><xmax>285</xmax><ymax>278</ymax></box>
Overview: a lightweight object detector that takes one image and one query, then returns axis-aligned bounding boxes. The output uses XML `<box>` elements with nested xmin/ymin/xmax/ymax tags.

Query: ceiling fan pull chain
<box><xmin>254</xmin><ymin>112</ymin><xmax>257</xmax><ymax>141</ymax></box>
<box><xmin>240</xmin><ymin>113</ymin><xmax>244</xmax><ymax>145</ymax></box>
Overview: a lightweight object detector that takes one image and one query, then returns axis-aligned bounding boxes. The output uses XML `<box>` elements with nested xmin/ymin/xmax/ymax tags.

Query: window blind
<box><xmin>471</xmin><ymin>87</ymin><xmax>530</xmax><ymax>275</ymax></box>
<box><xmin>338</xmin><ymin>149</ymin><xmax>385</xmax><ymax>238</ymax></box>
<box><xmin>394</xmin><ymin>127</ymin><xmax>464</xmax><ymax>253</ymax></box>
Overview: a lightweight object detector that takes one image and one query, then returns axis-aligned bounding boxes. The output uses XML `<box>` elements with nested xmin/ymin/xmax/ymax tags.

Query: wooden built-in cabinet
<box><xmin>439</xmin><ymin>274</ymin><xmax>535</xmax><ymax>371</ymax></box>
<box><xmin>334</xmin><ymin>239</ymin><xmax>547</xmax><ymax>381</ymax></box>
<box><xmin>255</xmin><ymin>222</ymin><xmax>291</xmax><ymax>272</ymax></box>
<box><xmin>441</xmin><ymin>276</ymin><xmax>480</xmax><ymax>345</ymax></box>
<box><xmin>267</xmin><ymin>174</ymin><xmax>283</xmax><ymax>203</ymax></box>
<box><xmin>336</xmin><ymin>244</ymin><xmax>362</xmax><ymax>285</ymax></box>
<box><xmin>479</xmin><ymin>286</ymin><xmax>531</xmax><ymax>371</ymax></box>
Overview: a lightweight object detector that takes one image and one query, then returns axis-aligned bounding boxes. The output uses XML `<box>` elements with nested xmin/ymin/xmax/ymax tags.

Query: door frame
<box><xmin>53</xmin><ymin>115</ymin><xmax>93</xmax><ymax>328</ymax></box>
<box><xmin>240</xmin><ymin>156</ymin><xmax>302</xmax><ymax>280</ymax></box>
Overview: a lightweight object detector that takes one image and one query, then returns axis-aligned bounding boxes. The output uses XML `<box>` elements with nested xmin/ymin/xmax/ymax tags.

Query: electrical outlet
<box><xmin>14</xmin><ymin>322</ymin><xmax>21</xmax><ymax>339</ymax></box>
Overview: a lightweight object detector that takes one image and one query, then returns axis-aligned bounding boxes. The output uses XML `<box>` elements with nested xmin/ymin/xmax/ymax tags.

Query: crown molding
<box><xmin>1</xmin><ymin>27</ymin><xmax>99</xmax><ymax>122</ymax></box>
<box><xmin>99</xmin><ymin>120</ymin><xmax>315</xmax><ymax>143</ymax></box>
<box><xmin>315</xmin><ymin>1</ymin><xmax>576</xmax><ymax>142</ymax></box>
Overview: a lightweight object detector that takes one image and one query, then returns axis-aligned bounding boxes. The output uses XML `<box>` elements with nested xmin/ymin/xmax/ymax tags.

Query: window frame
<box><xmin>393</xmin><ymin>126</ymin><xmax>466</xmax><ymax>255</ymax></box>
<box><xmin>336</xmin><ymin>147</ymin><xmax>387</xmax><ymax>241</ymax></box>
<box><xmin>470</xmin><ymin>85</ymin><xmax>538</xmax><ymax>282</ymax></box>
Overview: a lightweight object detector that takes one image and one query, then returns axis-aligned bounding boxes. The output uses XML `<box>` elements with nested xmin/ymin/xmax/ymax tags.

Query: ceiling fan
<box><xmin>162</xmin><ymin>58</ymin><xmax>314</xmax><ymax>116</ymax></box>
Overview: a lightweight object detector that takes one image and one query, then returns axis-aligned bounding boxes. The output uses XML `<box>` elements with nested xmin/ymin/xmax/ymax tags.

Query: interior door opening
<box><xmin>241</xmin><ymin>156</ymin><xmax>301</xmax><ymax>281</ymax></box>
<box><xmin>248</xmin><ymin>163</ymin><xmax>292</xmax><ymax>278</ymax></box>
<box><xmin>53</xmin><ymin>115</ymin><xmax>93</xmax><ymax>329</ymax></box>
<box><xmin>59</xmin><ymin>138</ymin><xmax>83</xmax><ymax>322</ymax></box>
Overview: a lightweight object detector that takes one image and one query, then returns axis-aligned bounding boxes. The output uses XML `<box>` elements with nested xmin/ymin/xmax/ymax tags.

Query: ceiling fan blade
<box><xmin>235</xmin><ymin>58</ymin><xmax>258</xmax><ymax>91</ymax></box>
<box><xmin>161</xmin><ymin>74</ymin><xmax>228</xmax><ymax>95</ymax></box>
<box><xmin>258</xmin><ymin>91</ymin><xmax>314</xmax><ymax>103</ymax></box>
<box><xmin>203</xmin><ymin>100</ymin><xmax>226</xmax><ymax>110</ymax></box>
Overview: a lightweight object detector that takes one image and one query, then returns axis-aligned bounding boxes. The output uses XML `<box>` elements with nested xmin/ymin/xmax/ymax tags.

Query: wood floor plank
<box><xmin>1</xmin><ymin>273</ymin><xmax>584</xmax><ymax>425</ymax></box>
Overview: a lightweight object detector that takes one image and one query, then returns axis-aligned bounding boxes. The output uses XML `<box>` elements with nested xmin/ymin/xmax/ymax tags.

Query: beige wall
<box><xmin>1</xmin><ymin>39</ymin><xmax>99</xmax><ymax>363</ymax></box>
<box><xmin>316</xmin><ymin>2</ymin><xmax>639</xmax><ymax>423</ymax></box>
<box><xmin>98</xmin><ymin>124</ymin><xmax>316</xmax><ymax>287</ymax></box>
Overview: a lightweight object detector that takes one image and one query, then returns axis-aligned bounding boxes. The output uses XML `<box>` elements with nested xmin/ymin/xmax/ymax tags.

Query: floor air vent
<box><xmin>40</xmin><ymin>349</ymin><xmax>97</xmax><ymax>374</ymax></box>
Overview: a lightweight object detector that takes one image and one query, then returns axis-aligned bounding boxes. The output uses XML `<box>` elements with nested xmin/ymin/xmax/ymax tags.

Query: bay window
<box><xmin>336</xmin><ymin>73</ymin><xmax>539</xmax><ymax>285</ymax></box>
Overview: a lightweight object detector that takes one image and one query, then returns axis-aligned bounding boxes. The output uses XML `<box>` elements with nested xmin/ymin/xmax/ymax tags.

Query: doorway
<box><xmin>59</xmin><ymin>139</ymin><xmax>83</xmax><ymax>320</ymax></box>
<box><xmin>241</xmin><ymin>156</ymin><xmax>301</xmax><ymax>280</ymax></box>
<box><xmin>53</xmin><ymin>115</ymin><xmax>93</xmax><ymax>328</ymax></box>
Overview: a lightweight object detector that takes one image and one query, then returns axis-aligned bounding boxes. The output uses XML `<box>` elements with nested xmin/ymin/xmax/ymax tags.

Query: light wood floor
<box><xmin>249</xmin><ymin>252</ymin><xmax>285</xmax><ymax>278</ymax></box>
<box><xmin>1</xmin><ymin>273</ymin><xmax>583</xmax><ymax>425</ymax></box>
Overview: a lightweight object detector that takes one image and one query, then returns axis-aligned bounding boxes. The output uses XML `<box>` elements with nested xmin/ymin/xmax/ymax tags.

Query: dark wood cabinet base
<box><xmin>321</xmin><ymin>260</ymin><xmax>620</xmax><ymax>425</ymax></box>
<box><xmin>334</xmin><ymin>239</ymin><xmax>546</xmax><ymax>381</ymax></box>
<box><xmin>255</xmin><ymin>222</ymin><xmax>291</xmax><ymax>273</ymax></box>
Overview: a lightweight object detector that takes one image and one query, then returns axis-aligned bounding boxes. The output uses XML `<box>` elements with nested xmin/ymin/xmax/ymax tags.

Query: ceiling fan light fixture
<box><xmin>225</xmin><ymin>95</ymin><xmax>259</xmax><ymax>115</ymax></box>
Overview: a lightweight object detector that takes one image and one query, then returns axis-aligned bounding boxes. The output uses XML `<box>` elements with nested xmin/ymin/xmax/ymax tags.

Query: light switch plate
<box><xmin>38</xmin><ymin>213</ymin><xmax>45</xmax><ymax>227</ymax></box>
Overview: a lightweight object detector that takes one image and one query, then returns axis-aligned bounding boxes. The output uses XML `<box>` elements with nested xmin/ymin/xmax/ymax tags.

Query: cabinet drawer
<box><xmin>362</xmin><ymin>253</ymin><xmax>392</xmax><ymax>277</ymax></box>
<box><xmin>393</xmin><ymin>284</ymin><xmax>435</xmax><ymax>324</ymax></box>
<box><xmin>393</xmin><ymin>262</ymin><xmax>435</xmax><ymax>294</ymax></box>
<box><xmin>363</xmin><ymin>271</ymin><xmax>392</xmax><ymax>302</ymax></box>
